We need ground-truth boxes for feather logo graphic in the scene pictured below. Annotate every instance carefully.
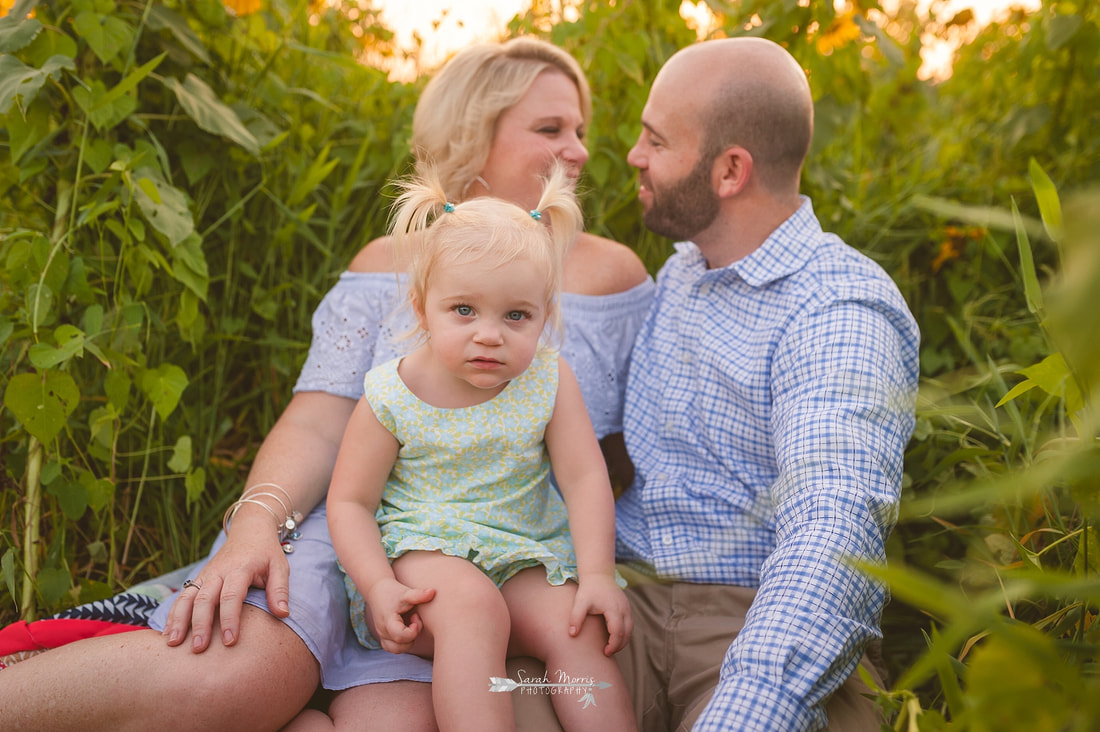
[488,676,612,708]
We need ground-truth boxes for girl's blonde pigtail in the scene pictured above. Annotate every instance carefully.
[389,165,451,255]
[534,163,583,265]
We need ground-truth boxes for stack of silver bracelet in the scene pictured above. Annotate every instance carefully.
[222,482,305,554]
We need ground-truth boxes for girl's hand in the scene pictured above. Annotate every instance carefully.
[568,574,634,655]
[162,508,290,653]
[366,577,437,654]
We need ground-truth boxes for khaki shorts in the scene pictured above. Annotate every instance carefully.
[511,565,885,731]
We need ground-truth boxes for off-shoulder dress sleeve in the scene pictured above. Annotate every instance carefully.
[293,272,415,400]
[559,279,655,439]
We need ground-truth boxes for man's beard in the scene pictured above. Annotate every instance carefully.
[641,154,720,241]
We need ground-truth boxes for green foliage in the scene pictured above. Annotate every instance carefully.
[2,1,1099,727]
[1,0,418,619]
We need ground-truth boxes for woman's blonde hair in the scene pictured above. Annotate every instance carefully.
[390,162,582,339]
[412,38,592,201]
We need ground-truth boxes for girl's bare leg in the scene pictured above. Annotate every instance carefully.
[502,568,636,731]
[1,605,318,732]
[392,551,514,732]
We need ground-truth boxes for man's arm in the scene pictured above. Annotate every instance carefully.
[696,298,919,731]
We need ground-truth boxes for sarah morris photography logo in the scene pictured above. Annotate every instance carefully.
[488,668,613,709]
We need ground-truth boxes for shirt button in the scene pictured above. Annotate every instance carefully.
[655,472,668,481]
[681,352,693,364]
[661,534,674,546]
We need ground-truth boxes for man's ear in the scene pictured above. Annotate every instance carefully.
[713,146,753,198]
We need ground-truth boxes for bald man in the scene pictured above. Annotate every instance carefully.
[589,37,920,731]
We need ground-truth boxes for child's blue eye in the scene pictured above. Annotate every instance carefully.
[506,311,529,321]
[455,305,473,316]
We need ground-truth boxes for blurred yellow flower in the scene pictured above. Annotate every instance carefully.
[225,0,262,16]
[1,0,15,18]
[816,11,861,55]
[932,226,985,272]
[931,239,961,273]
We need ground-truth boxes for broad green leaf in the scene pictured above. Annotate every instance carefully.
[47,480,88,520]
[24,24,78,67]
[172,235,209,300]
[132,172,194,246]
[89,405,117,449]
[83,475,115,513]
[1012,198,1044,315]
[82,304,104,337]
[83,138,114,175]
[0,54,74,115]
[0,316,13,349]
[0,0,42,54]
[185,467,206,506]
[72,79,138,131]
[40,460,61,485]
[139,363,189,420]
[5,96,50,164]
[3,371,80,444]
[72,9,132,65]
[36,567,72,606]
[166,74,260,156]
[104,370,130,412]
[168,435,192,473]
[1028,158,1063,244]
[28,324,86,369]
[25,282,55,330]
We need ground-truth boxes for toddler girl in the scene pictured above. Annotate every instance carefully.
[327,164,635,731]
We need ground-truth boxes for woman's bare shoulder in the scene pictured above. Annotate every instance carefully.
[347,235,397,273]
[562,232,650,296]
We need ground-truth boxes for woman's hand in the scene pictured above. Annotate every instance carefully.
[365,577,436,654]
[568,573,633,656]
[162,506,289,652]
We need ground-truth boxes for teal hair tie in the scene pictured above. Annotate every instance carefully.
[529,209,542,221]
[443,202,455,213]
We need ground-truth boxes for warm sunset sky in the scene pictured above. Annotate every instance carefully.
[375,0,1041,80]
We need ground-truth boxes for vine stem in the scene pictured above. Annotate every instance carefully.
[21,436,42,621]
[121,404,157,567]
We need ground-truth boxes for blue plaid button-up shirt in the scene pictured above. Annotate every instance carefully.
[617,197,920,731]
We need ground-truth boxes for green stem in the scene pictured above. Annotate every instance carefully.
[121,405,157,567]
[21,437,42,621]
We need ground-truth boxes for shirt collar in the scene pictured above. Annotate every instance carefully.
[675,196,822,287]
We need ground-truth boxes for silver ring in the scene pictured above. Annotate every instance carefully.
[182,578,202,591]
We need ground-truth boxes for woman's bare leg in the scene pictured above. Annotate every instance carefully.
[1,605,318,732]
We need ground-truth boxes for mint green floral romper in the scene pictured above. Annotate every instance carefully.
[344,349,578,649]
